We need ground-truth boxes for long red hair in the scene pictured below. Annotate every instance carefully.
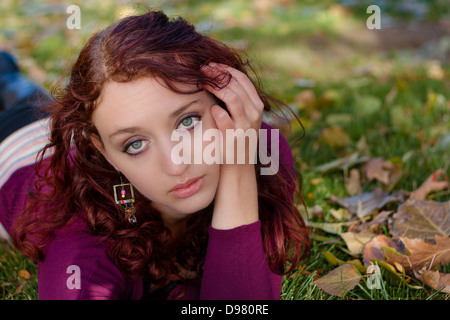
[13,10,309,286]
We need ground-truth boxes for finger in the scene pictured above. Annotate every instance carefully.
[202,79,248,128]
[226,77,261,123]
[202,64,262,126]
[211,63,264,121]
[210,63,262,110]
[210,104,233,131]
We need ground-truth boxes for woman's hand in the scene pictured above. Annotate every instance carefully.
[201,63,264,229]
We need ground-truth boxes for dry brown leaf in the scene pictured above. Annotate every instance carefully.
[294,89,316,108]
[362,234,405,266]
[14,282,25,295]
[414,269,450,293]
[410,169,449,201]
[313,264,361,297]
[356,210,394,233]
[389,199,449,240]
[331,188,404,219]
[384,236,450,274]
[363,157,394,185]
[345,168,362,196]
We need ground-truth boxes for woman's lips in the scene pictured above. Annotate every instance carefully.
[170,176,204,198]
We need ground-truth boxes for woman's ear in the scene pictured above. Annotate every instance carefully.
[91,136,119,171]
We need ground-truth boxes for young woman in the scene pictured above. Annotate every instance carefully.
[0,10,309,300]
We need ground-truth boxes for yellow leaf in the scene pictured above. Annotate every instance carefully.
[18,269,31,280]
[319,126,351,148]
[340,232,375,256]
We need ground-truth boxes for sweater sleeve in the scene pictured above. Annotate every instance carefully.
[197,123,294,300]
[199,220,282,300]
[37,218,142,300]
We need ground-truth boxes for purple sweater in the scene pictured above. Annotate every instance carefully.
[0,122,295,300]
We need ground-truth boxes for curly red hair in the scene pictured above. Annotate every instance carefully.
[12,11,309,286]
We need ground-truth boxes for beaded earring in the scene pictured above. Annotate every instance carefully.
[113,176,137,224]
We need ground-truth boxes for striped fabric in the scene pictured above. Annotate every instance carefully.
[0,118,53,190]
[0,118,54,239]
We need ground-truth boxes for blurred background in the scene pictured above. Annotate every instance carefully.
[0,0,449,299]
[2,0,447,203]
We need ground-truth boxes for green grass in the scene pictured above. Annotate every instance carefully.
[0,241,38,300]
[1,0,449,300]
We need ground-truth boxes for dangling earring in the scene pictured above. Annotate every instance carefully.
[113,175,137,224]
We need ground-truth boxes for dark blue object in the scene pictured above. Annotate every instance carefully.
[0,51,51,142]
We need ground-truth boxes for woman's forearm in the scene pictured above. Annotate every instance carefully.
[211,165,258,230]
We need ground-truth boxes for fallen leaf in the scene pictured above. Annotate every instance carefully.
[309,205,324,219]
[356,136,369,155]
[330,188,404,219]
[409,169,449,201]
[389,199,449,240]
[294,89,316,108]
[384,236,450,274]
[319,126,351,148]
[313,152,369,173]
[18,269,31,280]
[370,259,405,286]
[385,157,404,192]
[313,264,361,297]
[393,261,405,274]
[309,221,344,234]
[362,157,394,185]
[329,208,352,221]
[414,269,450,293]
[362,234,405,266]
[340,232,375,256]
[14,282,25,295]
[310,177,324,185]
[427,60,445,80]
[323,251,367,273]
[345,168,362,196]
[356,210,394,233]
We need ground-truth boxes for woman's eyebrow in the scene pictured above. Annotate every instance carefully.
[108,99,200,141]
[109,126,141,141]
[170,99,200,119]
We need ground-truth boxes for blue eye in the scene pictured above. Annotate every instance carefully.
[177,115,201,130]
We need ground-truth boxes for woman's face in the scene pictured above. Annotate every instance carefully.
[92,76,221,224]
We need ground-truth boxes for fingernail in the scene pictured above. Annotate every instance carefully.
[209,62,217,67]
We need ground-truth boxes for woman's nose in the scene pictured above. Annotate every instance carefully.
[160,136,191,176]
